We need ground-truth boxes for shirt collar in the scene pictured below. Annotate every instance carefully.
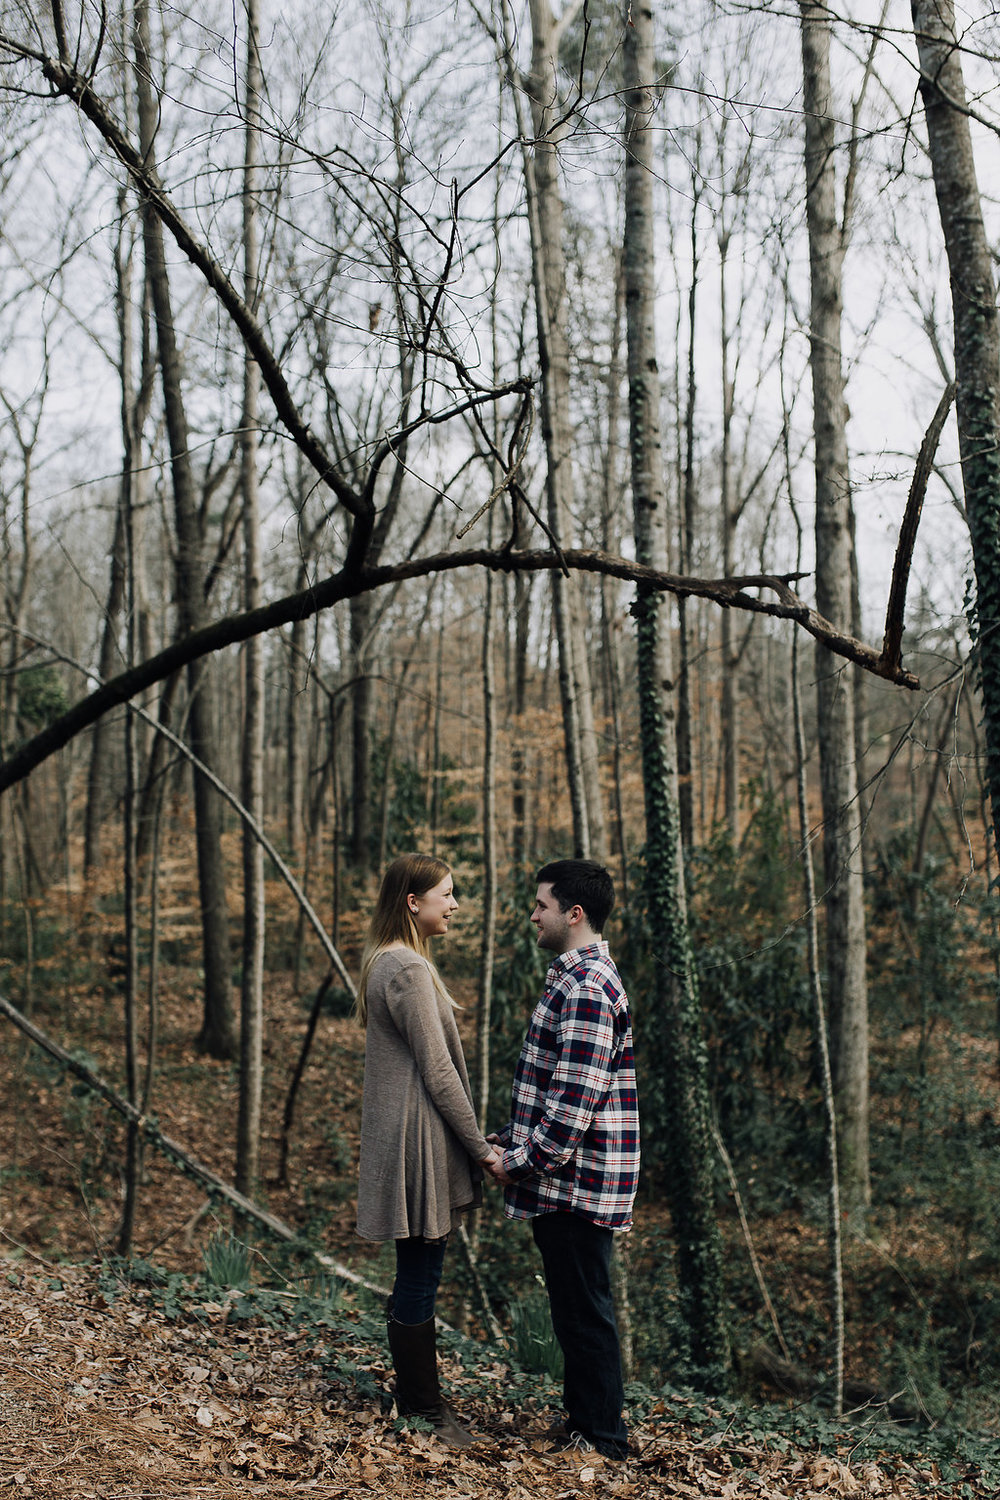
[549,939,609,974]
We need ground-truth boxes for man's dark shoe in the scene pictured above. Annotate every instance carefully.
[547,1426,597,1455]
[545,1418,630,1463]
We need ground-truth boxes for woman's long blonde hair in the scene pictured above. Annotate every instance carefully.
[354,853,453,1025]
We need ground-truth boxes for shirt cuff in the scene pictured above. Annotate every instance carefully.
[501,1146,533,1181]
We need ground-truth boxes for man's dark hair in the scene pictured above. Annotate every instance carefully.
[536,859,615,934]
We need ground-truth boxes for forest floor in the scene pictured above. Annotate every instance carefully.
[0,1253,989,1500]
[0,873,998,1497]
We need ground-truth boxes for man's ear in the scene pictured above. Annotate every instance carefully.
[567,903,585,927]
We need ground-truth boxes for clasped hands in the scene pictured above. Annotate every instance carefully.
[482,1134,513,1186]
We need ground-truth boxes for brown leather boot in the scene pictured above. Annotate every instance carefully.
[386,1305,478,1448]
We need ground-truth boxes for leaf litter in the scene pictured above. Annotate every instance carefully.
[0,1256,989,1499]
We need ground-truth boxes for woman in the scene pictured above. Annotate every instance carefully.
[355,853,498,1447]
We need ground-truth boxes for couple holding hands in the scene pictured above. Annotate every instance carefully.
[355,854,640,1459]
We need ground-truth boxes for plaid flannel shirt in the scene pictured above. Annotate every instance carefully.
[499,941,640,1230]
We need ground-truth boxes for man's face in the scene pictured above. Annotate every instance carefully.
[531,882,573,954]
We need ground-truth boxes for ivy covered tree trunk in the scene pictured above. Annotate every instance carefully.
[911,0,1000,856]
[799,1,870,1213]
[623,0,729,1383]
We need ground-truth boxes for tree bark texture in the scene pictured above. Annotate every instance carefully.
[792,562,845,1417]
[87,180,156,871]
[677,158,702,851]
[624,0,729,1382]
[524,0,606,860]
[286,589,308,855]
[237,0,265,1203]
[135,0,235,1061]
[718,231,740,838]
[800,1,870,1211]
[477,557,498,1125]
[600,250,630,895]
[84,500,127,873]
[911,0,1000,861]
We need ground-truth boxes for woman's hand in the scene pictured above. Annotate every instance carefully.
[482,1143,513,1185]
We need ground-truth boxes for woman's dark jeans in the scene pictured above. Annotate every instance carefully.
[532,1210,629,1458]
[391,1235,447,1325]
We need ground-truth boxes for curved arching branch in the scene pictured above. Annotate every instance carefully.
[0,544,919,796]
[27,50,366,525]
[881,381,956,672]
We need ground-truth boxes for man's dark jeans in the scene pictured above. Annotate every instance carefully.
[531,1210,629,1458]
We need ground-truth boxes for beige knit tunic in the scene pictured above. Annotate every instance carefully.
[356,948,490,1242]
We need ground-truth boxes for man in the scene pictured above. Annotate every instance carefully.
[488,860,640,1460]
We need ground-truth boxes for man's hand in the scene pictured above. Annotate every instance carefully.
[483,1143,514,1186]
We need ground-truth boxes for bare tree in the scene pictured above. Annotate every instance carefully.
[518,0,608,859]
[132,0,236,1058]
[85,176,156,874]
[236,0,265,1201]
[799,0,870,1213]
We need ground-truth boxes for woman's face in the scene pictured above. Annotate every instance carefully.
[408,873,458,940]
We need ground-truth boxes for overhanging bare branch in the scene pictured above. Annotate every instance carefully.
[0,545,920,797]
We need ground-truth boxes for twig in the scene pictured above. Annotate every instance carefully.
[711,1121,790,1361]
[455,1222,506,1345]
[277,968,336,1186]
[0,991,388,1300]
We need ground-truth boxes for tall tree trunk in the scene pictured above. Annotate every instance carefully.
[677,152,702,852]
[286,457,314,857]
[0,355,43,908]
[523,0,606,859]
[718,228,740,838]
[428,594,446,854]
[84,500,127,873]
[799,1,870,1212]
[236,0,265,1202]
[286,585,307,855]
[784,344,845,1412]
[510,550,533,867]
[911,0,1000,864]
[624,1,729,1382]
[348,596,374,869]
[118,610,142,1255]
[600,248,630,897]
[477,555,498,1124]
[87,193,153,875]
[135,0,235,1059]
[477,160,505,1120]
[117,171,144,1257]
